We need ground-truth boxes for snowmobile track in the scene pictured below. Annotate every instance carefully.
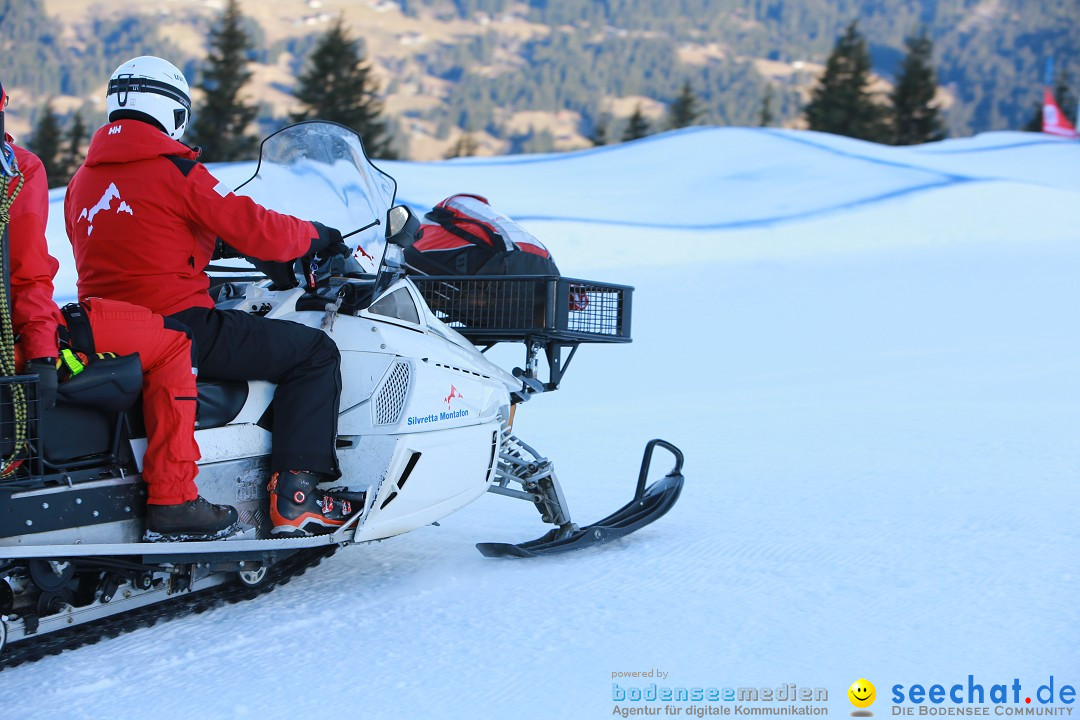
[0,546,336,671]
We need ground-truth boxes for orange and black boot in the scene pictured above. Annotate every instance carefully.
[268,471,364,536]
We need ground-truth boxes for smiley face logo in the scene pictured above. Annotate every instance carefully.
[848,678,876,711]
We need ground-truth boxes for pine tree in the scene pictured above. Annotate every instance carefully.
[891,29,946,145]
[759,85,775,127]
[589,115,609,146]
[1022,103,1043,132]
[804,21,890,143]
[62,111,86,182]
[28,101,64,188]
[292,16,397,159]
[622,104,650,142]
[667,81,701,130]
[187,0,258,162]
[445,132,478,159]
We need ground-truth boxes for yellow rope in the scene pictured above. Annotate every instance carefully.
[0,169,28,476]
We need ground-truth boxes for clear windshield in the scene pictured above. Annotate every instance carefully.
[234,121,397,261]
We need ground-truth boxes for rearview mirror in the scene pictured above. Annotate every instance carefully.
[385,205,420,249]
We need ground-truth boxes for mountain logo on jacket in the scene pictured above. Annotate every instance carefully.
[78,182,134,236]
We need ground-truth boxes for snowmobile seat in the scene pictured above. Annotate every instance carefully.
[39,354,143,471]
[34,364,246,470]
[116,379,249,440]
[194,379,249,429]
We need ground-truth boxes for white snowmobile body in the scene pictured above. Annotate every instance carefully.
[193,277,519,544]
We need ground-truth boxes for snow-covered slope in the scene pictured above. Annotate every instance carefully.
[16,128,1080,719]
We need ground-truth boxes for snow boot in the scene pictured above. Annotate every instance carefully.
[145,496,241,542]
[268,470,365,537]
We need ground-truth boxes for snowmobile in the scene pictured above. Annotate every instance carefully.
[0,121,684,668]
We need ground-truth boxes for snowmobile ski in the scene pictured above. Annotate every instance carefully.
[476,439,684,558]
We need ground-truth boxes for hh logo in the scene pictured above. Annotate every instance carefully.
[108,126,122,135]
[444,385,463,408]
[78,182,134,236]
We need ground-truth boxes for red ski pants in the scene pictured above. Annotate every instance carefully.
[83,298,200,505]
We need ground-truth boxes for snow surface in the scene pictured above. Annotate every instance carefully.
[7,128,1079,718]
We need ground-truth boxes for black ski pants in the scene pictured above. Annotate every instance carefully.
[169,306,341,478]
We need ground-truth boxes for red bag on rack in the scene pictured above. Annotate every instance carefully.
[404,194,560,276]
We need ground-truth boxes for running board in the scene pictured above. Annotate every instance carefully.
[0,495,370,561]
[476,439,684,558]
[0,523,356,560]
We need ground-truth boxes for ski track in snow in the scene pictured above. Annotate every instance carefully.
[9,129,1080,719]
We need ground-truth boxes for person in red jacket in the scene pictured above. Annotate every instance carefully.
[1,83,62,391]
[2,78,238,540]
[65,56,359,536]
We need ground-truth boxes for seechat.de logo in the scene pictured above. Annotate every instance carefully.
[850,679,877,716]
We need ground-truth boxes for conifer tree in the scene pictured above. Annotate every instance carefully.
[759,85,775,127]
[622,104,650,142]
[29,101,64,188]
[1022,102,1042,132]
[891,29,946,145]
[445,132,478,159]
[63,111,86,182]
[292,16,397,159]
[804,21,889,143]
[188,0,258,162]
[667,81,701,130]
[589,115,609,146]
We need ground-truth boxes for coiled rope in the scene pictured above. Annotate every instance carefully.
[0,168,28,475]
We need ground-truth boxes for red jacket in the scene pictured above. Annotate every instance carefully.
[65,120,318,316]
[5,138,62,360]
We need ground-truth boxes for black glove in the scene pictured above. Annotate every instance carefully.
[28,357,58,410]
[309,221,351,259]
[248,257,299,290]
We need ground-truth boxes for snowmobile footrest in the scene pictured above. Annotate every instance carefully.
[476,439,684,558]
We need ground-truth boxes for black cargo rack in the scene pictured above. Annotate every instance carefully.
[0,374,44,483]
[410,275,633,392]
[410,276,632,343]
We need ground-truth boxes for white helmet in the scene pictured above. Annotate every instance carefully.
[107,56,192,140]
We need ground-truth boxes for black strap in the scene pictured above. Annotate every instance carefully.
[108,76,191,111]
[60,302,95,355]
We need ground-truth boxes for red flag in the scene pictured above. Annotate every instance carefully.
[1042,87,1079,139]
